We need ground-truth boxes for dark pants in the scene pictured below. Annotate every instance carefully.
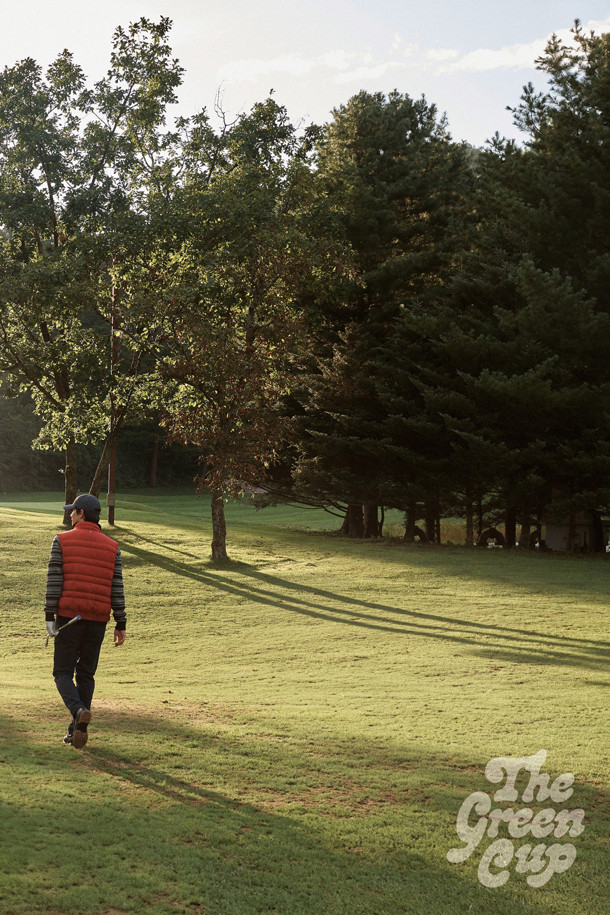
[53,616,107,724]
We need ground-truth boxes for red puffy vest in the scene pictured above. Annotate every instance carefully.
[57,522,119,622]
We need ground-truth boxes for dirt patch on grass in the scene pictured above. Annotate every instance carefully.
[254,779,404,816]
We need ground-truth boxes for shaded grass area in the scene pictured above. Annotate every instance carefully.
[0,491,609,914]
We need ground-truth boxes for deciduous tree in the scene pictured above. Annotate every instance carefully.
[0,17,182,518]
[156,99,332,560]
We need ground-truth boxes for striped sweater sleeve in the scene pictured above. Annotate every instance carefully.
[44,535,63,619]
[111,548,127,630]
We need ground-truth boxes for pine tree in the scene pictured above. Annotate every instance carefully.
[290,91,474,536]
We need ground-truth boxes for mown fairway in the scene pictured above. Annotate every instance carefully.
[0,492,608,915]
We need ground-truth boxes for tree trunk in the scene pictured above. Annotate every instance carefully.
[520,501,531,550]
[107,292,120,524]
[403,501,416,542]
[63,435,78,526]
[476,492,484,542]
[505,505,517,548]
[591,510,604,552]
[567,513,577,552]
[424,500,436,543]
[150,436,160,488]
[465,482,474,546]
[107,440,117,526]
[346,503,364,538]
[89,425,120,497]
[211,489,228,562]
[363,502,379,538]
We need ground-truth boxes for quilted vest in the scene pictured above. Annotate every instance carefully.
[57,522,119,622]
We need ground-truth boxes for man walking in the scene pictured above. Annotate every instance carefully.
[45,494,126,749]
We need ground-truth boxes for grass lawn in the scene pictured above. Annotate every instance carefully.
[0,490,608,914]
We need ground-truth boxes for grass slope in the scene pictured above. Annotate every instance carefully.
[0,491,608,915]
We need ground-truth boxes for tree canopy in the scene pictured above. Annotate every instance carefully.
[2,19,610,556]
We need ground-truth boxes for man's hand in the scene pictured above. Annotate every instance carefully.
[114,628,126,647]
[46,620,58,638]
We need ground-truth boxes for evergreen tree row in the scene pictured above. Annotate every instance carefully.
[269,25,610,548]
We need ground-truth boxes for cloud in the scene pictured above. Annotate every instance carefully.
[586,17,610,33]
[427,16,610,75]
[218,54,316,83]
[218,48,365,85]
[217,16,610,92]
[427,48,460,63]
[321,49,352,72]
[334,61,407,85]
[444,38,547,73]
[218,47,411,90]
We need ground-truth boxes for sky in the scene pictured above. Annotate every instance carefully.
[1,1,610,146]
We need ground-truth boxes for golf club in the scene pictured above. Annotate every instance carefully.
[45,614,81,647]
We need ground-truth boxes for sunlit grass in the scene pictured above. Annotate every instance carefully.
[0,491,608,914]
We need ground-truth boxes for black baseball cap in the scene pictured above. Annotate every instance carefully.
[63,494,102,520]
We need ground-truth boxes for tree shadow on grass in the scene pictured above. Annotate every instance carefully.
[1,711,597,915]
[119,539,610,674]
[1,713,397,914]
